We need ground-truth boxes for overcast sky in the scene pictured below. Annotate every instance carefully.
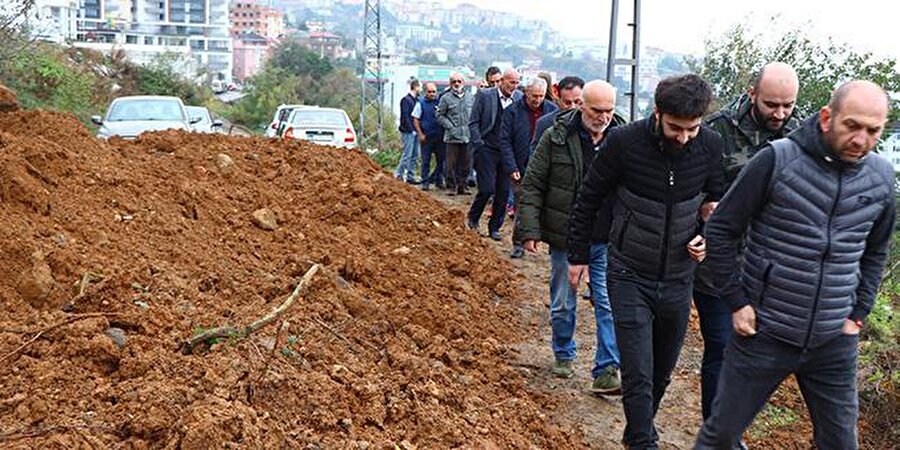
[448,0,900,61]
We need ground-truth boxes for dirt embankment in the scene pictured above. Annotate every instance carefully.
[0,110,580,448]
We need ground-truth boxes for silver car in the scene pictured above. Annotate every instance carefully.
[92,95,198,139]
[281,107,357,149]
[185,106,223,133]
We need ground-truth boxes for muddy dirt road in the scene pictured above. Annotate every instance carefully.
[428,188,706,449]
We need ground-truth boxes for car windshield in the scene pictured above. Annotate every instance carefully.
[290,110,347,126]
[107,99,185,122]
[186,107,211,125]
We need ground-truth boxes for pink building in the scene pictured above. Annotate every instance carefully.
[232,33,271,81]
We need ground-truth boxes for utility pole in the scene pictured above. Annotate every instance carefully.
[606,0,641,121]
[360,0,384,151]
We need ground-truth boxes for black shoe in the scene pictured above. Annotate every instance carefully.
[467,218,479,231]
[510,245,524,258]
[489,231,502,241]
[406,178,421,185]
[421,183,431,191]
[467,179,476,187]
[457,187,471,195]
[436,181,446,189]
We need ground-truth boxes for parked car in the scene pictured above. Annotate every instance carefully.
[92,96,198,139]
[265,104,314,138]
[282,107,357,149]
[185,106,223,133]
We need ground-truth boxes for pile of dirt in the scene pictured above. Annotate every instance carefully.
[0,85,18,113]
[0,110,579,448]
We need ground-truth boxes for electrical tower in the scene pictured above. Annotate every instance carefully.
[606,0,641,121]
[360,0,384,151]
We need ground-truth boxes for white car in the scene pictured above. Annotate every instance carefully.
[93,96,198,139]
[281,107,357,149]
[185,106,223,133]
[266,104,308,138]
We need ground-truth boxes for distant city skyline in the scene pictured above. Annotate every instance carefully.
[442,0,900,61]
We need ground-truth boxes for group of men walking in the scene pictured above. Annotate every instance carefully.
[398,61,895,450]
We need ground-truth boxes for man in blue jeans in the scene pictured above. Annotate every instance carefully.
[517,80,625,393]
[395,78,421,183]
[696,80,895,450]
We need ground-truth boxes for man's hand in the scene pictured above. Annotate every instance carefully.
[842,318,861,335]
[418,134,426,145]
[732,305,757,336]
[568,264,589,291]
[687,234,706,262]
[510,171,521,181]
[523,240,540,253]
[700,201,719,222]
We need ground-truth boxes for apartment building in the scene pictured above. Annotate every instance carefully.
[72,0,233,82]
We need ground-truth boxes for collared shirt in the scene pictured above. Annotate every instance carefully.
[498,88,513,109]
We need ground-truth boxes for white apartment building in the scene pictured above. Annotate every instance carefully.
[73,0,233,82]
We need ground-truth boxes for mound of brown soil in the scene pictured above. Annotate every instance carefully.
[0,110,579,448]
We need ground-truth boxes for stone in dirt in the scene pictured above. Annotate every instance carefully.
[251,208,278,231]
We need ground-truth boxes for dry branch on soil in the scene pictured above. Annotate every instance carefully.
[180,264,320,354]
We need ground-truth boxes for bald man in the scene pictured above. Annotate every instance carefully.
[517,80,626,392]
[467,68,522,239]
[696,80,895,449]
[692,62,802,429]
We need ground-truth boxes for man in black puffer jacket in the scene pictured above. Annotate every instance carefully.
[695,81,895,450]
[567,74,724,449]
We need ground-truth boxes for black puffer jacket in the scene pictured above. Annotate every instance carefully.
[567,115,724,281]
[707,115,896,348]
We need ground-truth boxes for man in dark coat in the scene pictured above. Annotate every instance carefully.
[500,76,557,258]
[467,68,522,240]
[694,81,895,450]
[567,74,724,449]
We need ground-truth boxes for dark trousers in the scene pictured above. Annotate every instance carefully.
[420,134,445,185]
[695,332,860,450]
[511,178,523,245]
[693,289,734,419]
[445,142,469,190]
[607,256,692,449]
[468,147,509,233]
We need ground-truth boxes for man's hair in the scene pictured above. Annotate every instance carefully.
[527,77,547,92]
[828,80,890,114]
[654,74,712,118]
[485,66,501,80]
[557,76,584,92]
[409,78,420,89]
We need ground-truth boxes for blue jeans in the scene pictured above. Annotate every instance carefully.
[394,132,419,181]
[589,243,619,377]
[695,332,860,450]
[548,245,619,377]
[693,289,735,419]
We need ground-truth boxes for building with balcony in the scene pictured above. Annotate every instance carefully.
[230,1,285,41]
[71,0,233,83]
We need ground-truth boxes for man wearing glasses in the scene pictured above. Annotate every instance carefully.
[437,73,475,195]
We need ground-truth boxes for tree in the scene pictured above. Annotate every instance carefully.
[688,24,900,120]
[269,39,334,80]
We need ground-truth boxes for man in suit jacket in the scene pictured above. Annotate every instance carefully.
[467,67,522,240]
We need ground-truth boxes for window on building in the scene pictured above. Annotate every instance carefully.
[126,35,137,44]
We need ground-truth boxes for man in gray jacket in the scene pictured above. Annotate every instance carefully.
[436,72,475,195]
[695,80,895,449]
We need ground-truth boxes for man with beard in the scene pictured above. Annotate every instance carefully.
[437,72,475,195]
[531,76,587,153]
[692,62,801,438]
[518,80,626,392]
[695,81,894,449]
[500,77,557,258]
[567,74,724,449]
[467,67,522,240]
